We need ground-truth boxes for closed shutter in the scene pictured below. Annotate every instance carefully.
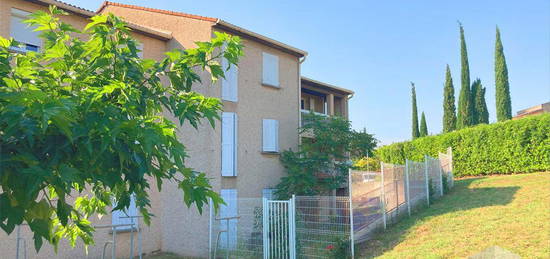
[111,195,139,231]
[221,112,237,176]
[262,119,279,152]
[137,43,144,58]
[10,9,41,50]
[221,48,238,102]
[220,189,238,249]
[262,52,279,87]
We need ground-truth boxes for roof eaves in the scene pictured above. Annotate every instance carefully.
[214,19,307,58]
[97,1,217,22]
[26,0,172,41]
[301,76,354,95]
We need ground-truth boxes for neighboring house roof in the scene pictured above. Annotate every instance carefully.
[97,1,307,57]
[24,0,173,41]
[301,76,354,96]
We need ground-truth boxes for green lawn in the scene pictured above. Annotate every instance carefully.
[357,172,550,258]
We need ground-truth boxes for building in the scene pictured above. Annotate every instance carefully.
[513,102,550,120]
[0,0,353,258]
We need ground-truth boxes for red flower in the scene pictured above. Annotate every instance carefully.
[326,244,335,250]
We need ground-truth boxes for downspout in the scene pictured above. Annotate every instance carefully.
[298,55,307,147]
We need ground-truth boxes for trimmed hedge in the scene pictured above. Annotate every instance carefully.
[376,114,550,177]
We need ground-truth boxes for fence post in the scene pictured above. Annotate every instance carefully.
[438,160,444,196]
[208,198,213,259]
[380,162,387,230]
[405,160,411,216]
[348,170,355,259]
[262,198,269,259]
[290,195,296,259]
[449,147,454,187]
[424,155,430,206]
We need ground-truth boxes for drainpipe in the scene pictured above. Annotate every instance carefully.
[298,55,307,146]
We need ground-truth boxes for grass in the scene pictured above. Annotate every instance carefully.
[357,172,550,258]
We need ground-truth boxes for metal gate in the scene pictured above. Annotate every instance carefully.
[262,197,296,259]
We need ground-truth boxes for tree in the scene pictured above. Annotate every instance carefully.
[411,82,420,139]
[0,7,243,251]
[495,27,512,121]
[275,114,376,199]
[457,23,474,129]
[473,79,489,124]
[350,128,378,159]
[442,64,457,132]
[420,112,428,137]
[471,78,480,124]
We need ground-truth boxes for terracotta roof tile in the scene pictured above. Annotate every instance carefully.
[97,1,218,22]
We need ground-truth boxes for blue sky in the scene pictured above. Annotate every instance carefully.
[68,0,550,145]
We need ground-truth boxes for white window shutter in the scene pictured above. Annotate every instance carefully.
[222,112,237,176]
[262,119,279,152]
[111,195,139,231]
[220,189,238,249]
[10,9,41,48]
[221,45,238,102]
[262,53,279,87]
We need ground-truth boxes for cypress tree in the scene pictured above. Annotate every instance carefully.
[495,26,512,121]
[411,83,419,139]
[474,79,489,124]
[442,65,457,133]
[420,112,428,137]
[457,23,473,129]
[471,79,479,124]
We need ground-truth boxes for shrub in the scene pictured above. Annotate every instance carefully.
[376,114,550,177]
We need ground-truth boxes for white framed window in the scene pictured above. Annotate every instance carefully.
[220,189,238,249]
[221,44,238,102]
[221,112,237,176]
[262,119,279,152]
[111,195,139,231]
[262,52,279,87]
[10,8,41,52]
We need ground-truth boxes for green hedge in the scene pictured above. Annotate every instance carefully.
[376,114,550,177]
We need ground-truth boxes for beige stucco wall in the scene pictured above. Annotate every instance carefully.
[0,0,168,258]
[101,6,301,258]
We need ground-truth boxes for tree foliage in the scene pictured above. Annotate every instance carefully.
[350,128,378,159]
[472,78,489,124]
[495,27,512,121]
[377,114,550,177]
[275,114,377,199]
[0,7,243,251]
[442,65,456,133]
[420,112,428,137]
[457,23,473,129]
[411,82,420,139]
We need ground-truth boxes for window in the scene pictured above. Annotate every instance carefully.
[221,44,238,102]
[136,43,144,58]
[111,195,139,231]
[262,52,279,87]
[220,189,238,249]
[10,9,41,52]
[221,112,237,176]
[262,119,279,152]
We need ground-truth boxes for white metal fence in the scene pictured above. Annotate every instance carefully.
[208,148,454,259]
[350,148,454,243]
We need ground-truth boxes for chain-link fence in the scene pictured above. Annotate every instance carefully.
[209,198,264,259]
[350,148,454,247]
[439,147,454,190]
[294,196,352,258]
